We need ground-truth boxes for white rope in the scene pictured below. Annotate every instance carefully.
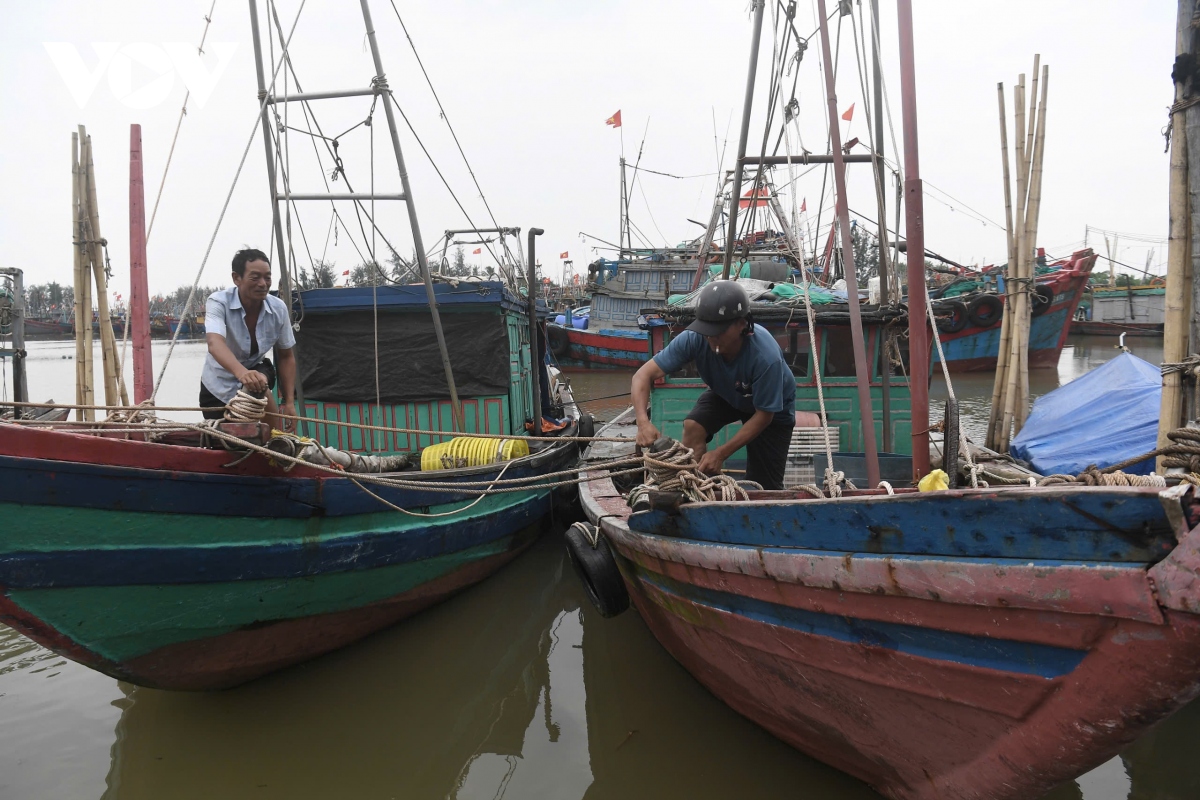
[224,389,268,422]
[151,0,307,402]
[924,297,981,487]
[780,100,840,497]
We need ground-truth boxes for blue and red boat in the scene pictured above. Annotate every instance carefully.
[931,249,1096,372]
[0,282,580,690]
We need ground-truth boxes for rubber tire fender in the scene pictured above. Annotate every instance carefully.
[576,413,596,454]
[547,325,570,357]
[564,522,630,618]
[934,300,969,334]
[1030,284,1055,317]
[966,294,1003,328]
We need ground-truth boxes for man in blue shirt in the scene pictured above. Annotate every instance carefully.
[632,280,795,490]
[199,248,297,431]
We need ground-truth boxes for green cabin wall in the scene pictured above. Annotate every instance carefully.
[295,305,538,455]
[648,324,913,460]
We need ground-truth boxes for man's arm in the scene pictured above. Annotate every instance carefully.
[206,333,268,394]
[697,408,773,475]
[632,359,666,447]
[276,346,297,417]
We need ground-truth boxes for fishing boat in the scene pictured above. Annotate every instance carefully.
[0,1,582,690]
[568,3,1200,799]
[930,248,1096,371]
[1071,282,1165,337]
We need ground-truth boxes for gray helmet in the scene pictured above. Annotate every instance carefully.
[687,280,750,336]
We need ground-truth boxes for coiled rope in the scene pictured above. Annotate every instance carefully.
[636,439,754,503]
[224,390,268,422]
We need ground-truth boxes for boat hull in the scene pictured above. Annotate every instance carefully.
[579,460,1200,800]
[557,327,649,369]
[1069,319,1163,337]
[0,424,575,690]
[933,251,1094,372]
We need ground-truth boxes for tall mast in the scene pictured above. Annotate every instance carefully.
[816,0,880,487]
[870,0,892,453]
[895,0,931,478]
[721,0,767,280]
[359,0,464,430]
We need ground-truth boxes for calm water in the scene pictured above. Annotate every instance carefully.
[1,333,1195,800]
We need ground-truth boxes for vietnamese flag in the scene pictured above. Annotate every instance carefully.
[739,187,770,209]
[342,269,350,275]
[473,248,482,254]
[559,251,569,259]
[605,110,622,128]
[800,198,807,213]
[841,103,855,122]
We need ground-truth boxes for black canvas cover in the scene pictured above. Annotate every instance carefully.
[296,310,511,403]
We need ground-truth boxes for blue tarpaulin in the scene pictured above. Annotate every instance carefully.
[1010,352,1161,476]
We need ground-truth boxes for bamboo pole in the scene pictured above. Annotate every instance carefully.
[1000,77,1028,450]
[1159,0,1195,464]
[79,130,124,407]
[71,132,93,422]
[1017,64,1050,433]
[986,82,1017,449]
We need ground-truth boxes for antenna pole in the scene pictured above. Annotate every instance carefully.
[722,0,767,279]
[816,0,880,486]
[359,0,464,430]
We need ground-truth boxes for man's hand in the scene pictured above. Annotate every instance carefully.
[238,369,268,395]
[278,402,296,432]
[697,448,727,475]
[636,419,661,448]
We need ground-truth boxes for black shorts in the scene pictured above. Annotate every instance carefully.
[685,390,794,490]
[199,358,275,420]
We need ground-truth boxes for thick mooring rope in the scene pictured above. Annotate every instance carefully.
[224,390,268,423]
[636,439,754,503]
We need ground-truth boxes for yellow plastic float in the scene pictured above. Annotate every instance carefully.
[420,436,529,471]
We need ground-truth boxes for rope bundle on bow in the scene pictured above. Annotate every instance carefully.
[224,389,268,422]
[638,438,750,503]
[1038,466,1166,488]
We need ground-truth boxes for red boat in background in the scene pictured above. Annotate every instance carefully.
[930,249,1096,372]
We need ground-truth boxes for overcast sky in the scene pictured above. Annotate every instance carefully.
[0,1,1175,300]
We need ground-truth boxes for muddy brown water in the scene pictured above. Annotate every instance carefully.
[1,335,1195,800]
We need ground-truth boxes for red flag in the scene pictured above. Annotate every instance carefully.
[342,270,350,276]
[605,110,622,128]
[841,103,854,122]
[800,198,807,213]
[559,251,569,259]
[472,248,482,254]
[738,187,770,209]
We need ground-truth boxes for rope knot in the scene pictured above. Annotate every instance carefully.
[224,389,268,423]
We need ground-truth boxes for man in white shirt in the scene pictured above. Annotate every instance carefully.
[199,248,297,431]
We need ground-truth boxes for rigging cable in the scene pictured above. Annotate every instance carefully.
[151,0,307,401]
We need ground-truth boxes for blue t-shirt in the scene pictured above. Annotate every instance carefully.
[653,325,795,423]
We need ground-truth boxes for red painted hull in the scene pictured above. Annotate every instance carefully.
[579,464,1200,800]
[618,554,1200,800]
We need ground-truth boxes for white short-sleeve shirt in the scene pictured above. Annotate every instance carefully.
[200,286,296,403]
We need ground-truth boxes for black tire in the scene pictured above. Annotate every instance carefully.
[547,325,570,357]
[1031,285,1054,317]
[943,397,960,489]
[564,522,629,618]
[966,294,1003,328]
[934,300,969,334]
[576,413,595,454]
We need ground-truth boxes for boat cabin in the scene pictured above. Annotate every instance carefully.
[291,281,544,454]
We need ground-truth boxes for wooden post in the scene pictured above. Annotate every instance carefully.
[79,130,123,408]
[986,82,1017,449]
[1017,64,1050,434]
[1000,77,1028,450]
[129,124,153,404]
[71,132,94,422]
[1160,0,1196,463]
